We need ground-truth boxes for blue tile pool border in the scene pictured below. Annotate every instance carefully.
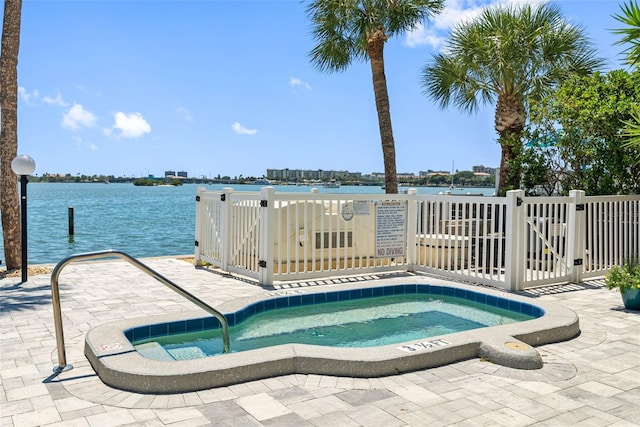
[124,284,545,344]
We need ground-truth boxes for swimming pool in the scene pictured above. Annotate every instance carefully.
[85,279,579,393]
[129,287,541,360]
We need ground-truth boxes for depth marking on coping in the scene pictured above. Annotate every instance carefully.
[397,339,451,352]
[266,290,304,296]
[98,343,123,351]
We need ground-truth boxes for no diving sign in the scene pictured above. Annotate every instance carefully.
[375,201,407,258]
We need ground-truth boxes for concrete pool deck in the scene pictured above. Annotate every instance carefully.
[1,258,639,426]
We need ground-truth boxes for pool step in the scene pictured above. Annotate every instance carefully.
[167,346,207,360]
[135,342,208,361]
[135,342,174,361]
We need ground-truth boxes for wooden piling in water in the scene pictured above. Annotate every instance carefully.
[68,206,74,235]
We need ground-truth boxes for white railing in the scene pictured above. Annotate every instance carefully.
[195,187,639,291]
[582,195,640,278]
[412,193,508,288]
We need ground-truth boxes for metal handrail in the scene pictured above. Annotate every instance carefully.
[50,250,231,373]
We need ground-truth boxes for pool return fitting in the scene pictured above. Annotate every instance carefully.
[49,250,231,373]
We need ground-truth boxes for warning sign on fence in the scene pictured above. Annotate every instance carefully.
[375,201,407,258]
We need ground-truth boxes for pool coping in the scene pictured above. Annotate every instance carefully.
[84,278,579,393]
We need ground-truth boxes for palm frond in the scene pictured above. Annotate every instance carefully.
[306,0,366,72]
[612,1,640,67]
[422,53,492,114]
[385,0,444,36]
[621,110,640,159]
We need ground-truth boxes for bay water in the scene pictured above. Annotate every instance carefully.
[0,183,494,266]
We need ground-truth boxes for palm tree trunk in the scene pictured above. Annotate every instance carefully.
[495,93,525,196]
[367,29,398,194]
[1,0,23,270]
[496,133,521,196]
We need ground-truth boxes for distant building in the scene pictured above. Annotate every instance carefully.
[267,168,360,181]
[472,165,496,175]
[424,170,450,177]
[163,170,188,179]
[266,168,300,181]
[397,172,417,179]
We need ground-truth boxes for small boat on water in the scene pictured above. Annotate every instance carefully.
[323,180,341,188]
[253,179,271,185]
[449,160,463,190]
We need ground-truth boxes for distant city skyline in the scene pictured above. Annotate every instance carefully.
[35,163,498,180]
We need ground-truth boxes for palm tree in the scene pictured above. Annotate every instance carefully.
[307,0,444,194]
[1,0,23,270]
[613,0,640,67]
[421,3,601,195]
[613,1,640,162]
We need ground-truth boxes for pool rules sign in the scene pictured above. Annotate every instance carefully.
[375,201,407,258]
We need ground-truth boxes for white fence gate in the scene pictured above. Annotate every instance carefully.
[195,187,639,290]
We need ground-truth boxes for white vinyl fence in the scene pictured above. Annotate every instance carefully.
[195,187,639,290]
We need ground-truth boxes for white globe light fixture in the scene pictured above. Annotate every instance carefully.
[11,154,36,283]
[11,154,36,176]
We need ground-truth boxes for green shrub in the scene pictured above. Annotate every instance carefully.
[132,178,157,186]
[605,258,640,292]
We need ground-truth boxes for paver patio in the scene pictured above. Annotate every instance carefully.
[1,258,639,426]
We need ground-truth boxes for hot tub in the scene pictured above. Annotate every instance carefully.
[84,280,579,393]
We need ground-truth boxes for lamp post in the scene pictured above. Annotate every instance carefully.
[11,155,36,283]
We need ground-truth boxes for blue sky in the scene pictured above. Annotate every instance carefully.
[12,0,628,178]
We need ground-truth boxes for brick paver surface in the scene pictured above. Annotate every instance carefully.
[1,258,639,426]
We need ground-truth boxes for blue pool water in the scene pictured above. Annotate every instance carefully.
[128,285,542,361]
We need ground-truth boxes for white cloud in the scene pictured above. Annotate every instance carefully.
[176,106,194,122]
[290,76,312,91]
[62,104,98,130]
[232,121,257,136]
[112,112,151,138]
[405,22,447,50]
[43,93,68,107]
[405,0,547,50]
[18,87,39,103]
